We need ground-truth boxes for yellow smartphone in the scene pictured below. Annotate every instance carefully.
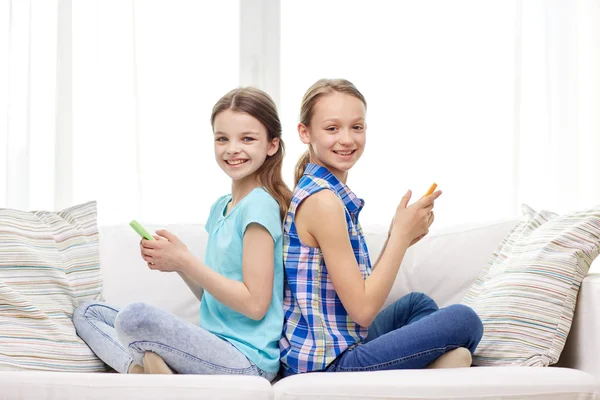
[421,183,438,199]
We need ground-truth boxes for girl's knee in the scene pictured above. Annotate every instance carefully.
[115,302,156,338]
[408,292,438,311]
[447,304,483,342]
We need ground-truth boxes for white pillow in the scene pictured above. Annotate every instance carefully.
[462,204,600,366]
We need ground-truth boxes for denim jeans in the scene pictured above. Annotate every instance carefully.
[325,292,483,372]
[72,301,277,381]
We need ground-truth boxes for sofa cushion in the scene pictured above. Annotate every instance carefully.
[99,224,206,325]
[462,204,600,366]
[273,367,597,400]
[0,371,273,400]
[0,201,105,371]
[363,219,519,309]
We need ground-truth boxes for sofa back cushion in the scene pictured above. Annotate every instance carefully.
[99,224,206,325]
[0,201,105,371]
[363,219,519,309]
[98,220,520,326]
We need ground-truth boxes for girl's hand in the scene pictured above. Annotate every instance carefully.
[389,189,441,246]
[139,229,191,272]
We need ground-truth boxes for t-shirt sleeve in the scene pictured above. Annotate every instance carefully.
[239,190,282,242]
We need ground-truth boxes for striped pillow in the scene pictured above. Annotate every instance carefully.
[0,201,106,372]
[462,204,600,366]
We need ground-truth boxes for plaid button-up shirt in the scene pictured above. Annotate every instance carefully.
[279,163,372,374]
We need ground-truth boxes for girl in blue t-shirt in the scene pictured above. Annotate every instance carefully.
[73,87,291,380]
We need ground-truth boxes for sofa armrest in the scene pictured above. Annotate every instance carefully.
[556,272,600,377]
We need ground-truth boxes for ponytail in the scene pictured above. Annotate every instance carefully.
[294,150,311,187]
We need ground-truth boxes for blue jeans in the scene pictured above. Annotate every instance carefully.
[325,293,483,372]
[72,301,276,381]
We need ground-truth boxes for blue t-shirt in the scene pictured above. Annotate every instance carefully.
[200,187,284,373]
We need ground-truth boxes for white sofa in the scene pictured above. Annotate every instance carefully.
[1,219,598,400]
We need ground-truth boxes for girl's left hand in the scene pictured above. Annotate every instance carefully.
[388,211,434,247]
[409,210,434,247]
[140,229,191,272]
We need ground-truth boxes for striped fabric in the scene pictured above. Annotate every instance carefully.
[0,201,106,372]
[462,204,600,366]
[280,163,371,374]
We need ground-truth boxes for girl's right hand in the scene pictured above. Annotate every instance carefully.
[389,189,442,245]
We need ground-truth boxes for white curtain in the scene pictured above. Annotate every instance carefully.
[1,0,239,225]
[2,0,599,228]
[1,0,59,211]
[516,0,600,215]
[71,0,240,225]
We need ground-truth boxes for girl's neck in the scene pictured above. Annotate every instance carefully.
[230,175,261,207]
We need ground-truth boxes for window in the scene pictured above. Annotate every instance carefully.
[281,1,517,228]
[72,0,240,224]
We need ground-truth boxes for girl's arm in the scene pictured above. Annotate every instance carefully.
[297,189,439,327]
[176,271,204,301]
[179,224,274,320]
[372,219,431,269]
[143,226,274,321]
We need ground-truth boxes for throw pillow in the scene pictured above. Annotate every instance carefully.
[0,201,106,371]
[462,204,600,366]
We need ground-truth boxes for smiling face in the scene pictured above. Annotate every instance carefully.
[213,109,279,183]
[299,91,366,182]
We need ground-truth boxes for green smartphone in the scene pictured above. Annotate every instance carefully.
[129,220,155,241]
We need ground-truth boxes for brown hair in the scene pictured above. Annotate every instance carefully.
[294,79,367,186]
[211,87,292,221]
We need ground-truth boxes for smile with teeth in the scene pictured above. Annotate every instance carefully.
[333,150,356,156]
[226,159,248,165]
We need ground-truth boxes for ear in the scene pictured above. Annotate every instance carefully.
[267,137,279,157]
[298,123,311,145]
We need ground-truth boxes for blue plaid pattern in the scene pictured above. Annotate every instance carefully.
[280,163,372,374]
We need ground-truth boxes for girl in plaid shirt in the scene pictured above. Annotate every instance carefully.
[279,79,483,376]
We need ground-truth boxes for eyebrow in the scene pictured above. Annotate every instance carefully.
[213,131,260,136]
[322,117,365,124]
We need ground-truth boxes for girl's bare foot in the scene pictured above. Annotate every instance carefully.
[427,347,472,369]
[127,362,144,374]
[143,352,174,374]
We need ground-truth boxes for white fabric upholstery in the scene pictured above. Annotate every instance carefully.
[98,224,205,325]
[0,371,273,400]
[273,367,597,400]
[366,219,521,308]
[556,273,600,378]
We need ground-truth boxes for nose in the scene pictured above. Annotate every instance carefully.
[225,141,241,155]
[339,128,354,146]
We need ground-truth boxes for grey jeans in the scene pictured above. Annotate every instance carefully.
[72,301,277,381]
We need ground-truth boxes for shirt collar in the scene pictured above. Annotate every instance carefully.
[304,163,364,215]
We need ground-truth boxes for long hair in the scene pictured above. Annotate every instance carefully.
[294,79,367,186]
[211,87,292,220]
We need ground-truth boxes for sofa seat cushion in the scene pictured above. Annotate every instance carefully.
[0,371,273,400]
[273,367,597,400]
